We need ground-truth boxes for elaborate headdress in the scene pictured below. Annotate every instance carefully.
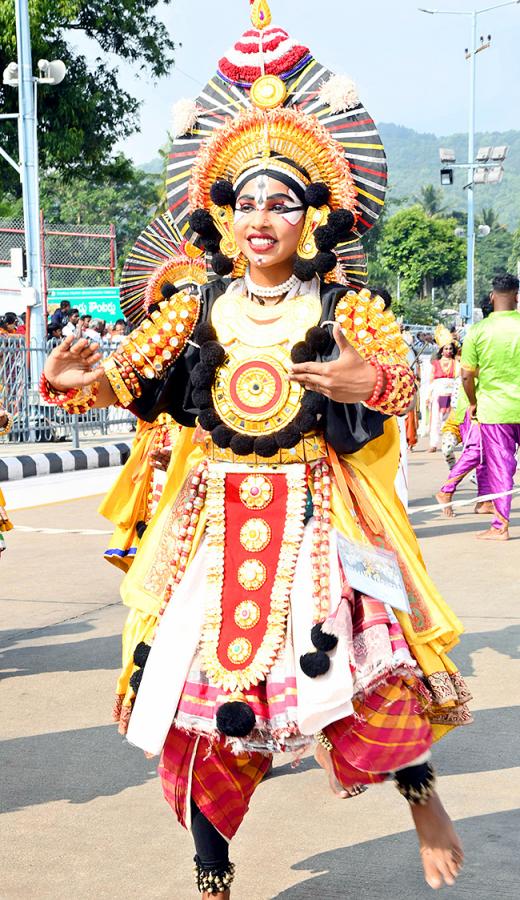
[122,0,387,318]
[168,0,387,285]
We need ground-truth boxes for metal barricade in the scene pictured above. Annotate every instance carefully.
[0,337,135,446]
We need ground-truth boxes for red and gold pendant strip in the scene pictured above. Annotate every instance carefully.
[201,464,307,692]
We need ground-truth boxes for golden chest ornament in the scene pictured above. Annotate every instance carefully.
[210,289,321,438]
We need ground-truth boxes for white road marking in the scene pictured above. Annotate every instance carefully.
[3,465,124,511]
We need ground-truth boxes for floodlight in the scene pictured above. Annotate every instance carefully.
[490,145,508,161]
[477,225,491,237]
[2,62,19,85]
[454,227,465,238]
[440,168,453,186]
[487,166,504,184]
[473,167,487,184]
[439,148,456,163]
[37,59,67,85]
[476,147,491,162]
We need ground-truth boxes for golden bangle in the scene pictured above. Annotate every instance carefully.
[0,411,14,435]
[102,359,135,407]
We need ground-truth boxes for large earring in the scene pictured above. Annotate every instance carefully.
[232,252,248,278]
[297,206,329,259]
[209,203,240,259]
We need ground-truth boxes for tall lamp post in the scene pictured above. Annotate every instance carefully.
[419,1,520,324]
[1,0,66,383]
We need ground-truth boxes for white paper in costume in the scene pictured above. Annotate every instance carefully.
[291,526,354,735]
[126,540,208,755]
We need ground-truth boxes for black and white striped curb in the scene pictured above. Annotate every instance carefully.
[0,442,132,482]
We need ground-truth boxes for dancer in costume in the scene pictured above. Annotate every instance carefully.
[437,273,520,539]
[0,404,14,554]
[42,3,471,894]
[427,328,459,452]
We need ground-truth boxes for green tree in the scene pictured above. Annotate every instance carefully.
[475,228,514,298]
[0,1,176,193]
[507,226,520,275]
[39,155,162,281]
[477,207,504,231]
[378,205,466,304]
[415,184,446,217]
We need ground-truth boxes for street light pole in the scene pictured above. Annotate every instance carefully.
[419,1,519,324]
[466,11,477,324]
[14,0,46,364]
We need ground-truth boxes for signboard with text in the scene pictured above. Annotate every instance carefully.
[47,287,123,323]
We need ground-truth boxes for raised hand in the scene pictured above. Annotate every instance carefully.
[44,336,104,392]
[288,323,377,404]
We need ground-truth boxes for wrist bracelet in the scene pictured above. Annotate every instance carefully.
[0,410,14,435]
[365,358,384,406]
[102,358,135,407]
[39,373,99,414]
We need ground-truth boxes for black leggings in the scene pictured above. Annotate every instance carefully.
[191,799,230,870]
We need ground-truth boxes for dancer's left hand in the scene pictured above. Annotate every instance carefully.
[288,323,377,403]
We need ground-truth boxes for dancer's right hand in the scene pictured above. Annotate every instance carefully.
[44,336,104,392]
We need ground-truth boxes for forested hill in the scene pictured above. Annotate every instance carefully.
[380,123,520,229]
[142,124,520,229]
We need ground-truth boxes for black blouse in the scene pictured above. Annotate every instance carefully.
[129,279,387,456]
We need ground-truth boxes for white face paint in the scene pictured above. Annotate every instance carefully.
[234,175,305,227]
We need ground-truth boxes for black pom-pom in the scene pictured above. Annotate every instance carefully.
[275,428,302,449]
[193,322,217,345]
[254,435,279,458]
[314,224,338,252]
[299,650,331,678]
[305,183,330,208]
[133,642,151,669]
[200,341,226,367]
[211,425,234,448]
[190,362,215,390]
[293,256,317,282]
[301,390,327,415]
[129,668,144,693]
[135,520,148,540]
[230,433,256,457]
[160,281,178,299]
[198,409,221,432]
[216,701,256,737]
[202,238,220,254]
[291,341,314,364]
[293,409,317,434]
[211,253,234,277]
[210,179,236,209]
[147,302,160,315]
[311,623,338,653]
[305,326,330,355]
[328,209,355,241]
[192,388,214,410]
[189,208,215,237]
[314,251,337,275]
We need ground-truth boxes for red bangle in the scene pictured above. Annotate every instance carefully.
[366,358,384,406]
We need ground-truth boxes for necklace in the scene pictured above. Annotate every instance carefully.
[245,270,299,299]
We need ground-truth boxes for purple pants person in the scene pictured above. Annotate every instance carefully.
[440,416,520,530]
[439,412,490,498]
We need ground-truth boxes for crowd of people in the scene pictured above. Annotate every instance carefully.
[0,302,129,347]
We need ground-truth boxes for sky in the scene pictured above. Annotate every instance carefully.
[93,0,520,164]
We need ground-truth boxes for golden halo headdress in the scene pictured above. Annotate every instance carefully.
[166,0,387,288]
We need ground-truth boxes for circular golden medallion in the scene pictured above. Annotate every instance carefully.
[234,600,261,630]
[239,517,271,552]
[212,348,302,436]
[239,474,273,509]
[237,558,267,591]
[227,637,253,665]
[250,74,287,110]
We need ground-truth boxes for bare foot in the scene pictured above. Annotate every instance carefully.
[476,527,509,541]
[410,791,464,889]
[474,501,494,515]
[435,491,454,517]
[314,743,367,800]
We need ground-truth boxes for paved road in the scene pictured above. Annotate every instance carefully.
[2,447,519,899]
